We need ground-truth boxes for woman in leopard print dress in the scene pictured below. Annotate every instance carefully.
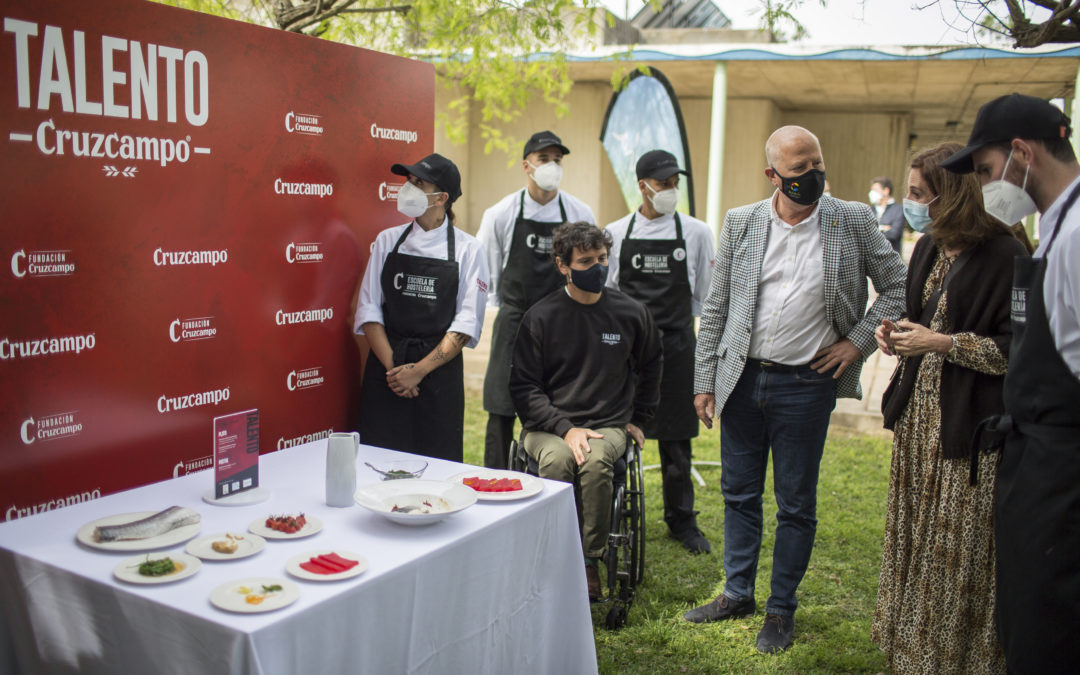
[871,143,1030,674]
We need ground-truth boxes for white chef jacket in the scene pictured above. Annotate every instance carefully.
[476,188,595,307]
[354,217,489,348]
[748,193,840,364]
[604,209,715,317]
[1036,174,1080,378]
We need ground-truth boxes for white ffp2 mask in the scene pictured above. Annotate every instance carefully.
[397,181,437,219]
[982,150,1037,225]
[646,183,679,216]
[528,161,562,192]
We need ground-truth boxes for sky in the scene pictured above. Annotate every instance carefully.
[601,0,1045,47]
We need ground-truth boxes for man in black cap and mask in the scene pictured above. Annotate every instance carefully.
[605,149,715,554]
[684,125,906,654]
[942,93,1080,674]
[477,131,595,469]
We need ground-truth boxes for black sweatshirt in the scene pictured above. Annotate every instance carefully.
[510,287,663,438]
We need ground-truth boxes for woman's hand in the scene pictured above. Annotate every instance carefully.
[890,320,954,357]
[386,363,423,398]
[876,319,897,356]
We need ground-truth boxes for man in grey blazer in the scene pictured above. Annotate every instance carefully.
[683,126,906,653]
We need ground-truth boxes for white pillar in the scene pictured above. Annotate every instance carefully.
[1072,65,1080,159]
[705,62,727,242]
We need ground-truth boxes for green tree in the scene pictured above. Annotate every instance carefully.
[156,0,606,154]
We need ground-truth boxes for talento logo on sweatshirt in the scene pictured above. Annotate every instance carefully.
[601,332,621,346]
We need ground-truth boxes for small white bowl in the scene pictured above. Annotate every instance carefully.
[354,479,477,526]
[366,460,428,481]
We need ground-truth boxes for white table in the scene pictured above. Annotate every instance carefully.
[0,442,597,675]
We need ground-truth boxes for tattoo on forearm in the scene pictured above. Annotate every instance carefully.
[432,333,468,363]
[449,332,469,347]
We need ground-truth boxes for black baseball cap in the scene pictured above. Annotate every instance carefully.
[942,93,1072,174]
[522,131,570,159]
[636,149,688,181]
[391,153,461,203]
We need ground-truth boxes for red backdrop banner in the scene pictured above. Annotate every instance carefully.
[0,0,433,519]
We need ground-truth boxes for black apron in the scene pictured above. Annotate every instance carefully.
[483,191,568,416]
[359,222,464,462]
[992,182,1080,673]
[618,212,697,439]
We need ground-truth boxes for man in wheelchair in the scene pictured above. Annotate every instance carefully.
[509,221,662,601]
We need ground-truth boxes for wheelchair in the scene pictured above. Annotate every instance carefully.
[508,432,645,629]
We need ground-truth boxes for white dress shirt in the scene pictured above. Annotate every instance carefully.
[1035,174,1080,378]
[476,188,595,307]
[353,217,489,348]
[748,192,840,364]
[604,209,715,317]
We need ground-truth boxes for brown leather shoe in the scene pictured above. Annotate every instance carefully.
[585,563,601,602]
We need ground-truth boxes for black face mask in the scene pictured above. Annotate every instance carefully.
[569,263,608,294]
[772,166,826,206]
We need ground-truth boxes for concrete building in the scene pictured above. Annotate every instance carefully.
[435,31,1080,238]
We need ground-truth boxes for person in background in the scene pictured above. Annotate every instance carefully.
[478,131,596,469]
[510,221,661,601]
[872,142,1029,673]
[354,153,489,463]
[684,125,906,654]
[870,176,906,254]
[942,92,1080,675]
[605,149,715,554]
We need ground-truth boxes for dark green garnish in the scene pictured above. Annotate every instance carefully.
[138,556,176,576]
[385,470,413,479]
[261,584,283,593]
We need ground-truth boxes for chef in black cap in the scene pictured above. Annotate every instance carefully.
[605,149,715,554]
[354,153,490,462]
[942,93,1080,675]
[477,131,596,468]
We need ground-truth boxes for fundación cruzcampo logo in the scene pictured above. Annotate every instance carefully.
[285,242,324,264]
[20,410,83,445]
[379,181,405,201]
[287,366,324,392]
[173,455,213,477]
[285,111,323,136]
[5,19,213,178]
[169,316,217,343]
[10,249,75,278]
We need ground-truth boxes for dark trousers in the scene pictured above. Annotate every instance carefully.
[719,362,837,617]
[484,413,516,469]
[658,439,697,534]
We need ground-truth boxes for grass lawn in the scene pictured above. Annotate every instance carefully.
[461,390,892,674]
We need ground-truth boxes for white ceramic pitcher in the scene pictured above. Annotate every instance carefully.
[326,432,359,507]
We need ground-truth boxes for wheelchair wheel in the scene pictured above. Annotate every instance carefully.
[603,481,635,629]
[628,442,646,585]
[604,603,628,630]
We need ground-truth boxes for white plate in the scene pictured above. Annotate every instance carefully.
[114,552,201,584]
[248,515,323,540]
[285,549,368,582]
[76,511,202,552]
[445,469,544,502]
[186,533,267,561]
[354,479,477,526]
[210,577,299,614]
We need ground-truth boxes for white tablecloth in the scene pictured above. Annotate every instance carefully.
[0,442,597,675]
